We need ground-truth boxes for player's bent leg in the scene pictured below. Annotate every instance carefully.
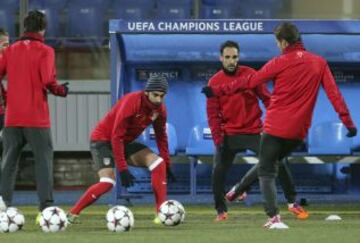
[128,149,167,221]
[258,134,282,220]
[148,157,167,212]
[226,164,259,202]
[68,168,115,222]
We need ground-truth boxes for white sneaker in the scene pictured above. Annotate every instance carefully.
[263,215,289,229]
[0,196,6,211]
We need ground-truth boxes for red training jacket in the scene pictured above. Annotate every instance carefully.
[212,42,355,140]
[207,66,270,146]
[0,32,67,127]
[0,54,6,115]
[91,91,170,172]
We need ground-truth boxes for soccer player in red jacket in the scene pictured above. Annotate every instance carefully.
[208,41,307,222]
[68,76,175,224]
[203,22,357,229]
[0,28,9,130]
[0,28,9,211]
[0,11,68,215]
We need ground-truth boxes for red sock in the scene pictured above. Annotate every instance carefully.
[70,181,113,215]
[151,161,167,212]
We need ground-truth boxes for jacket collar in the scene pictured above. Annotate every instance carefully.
[283,42,305,54]
[21,32,45,43]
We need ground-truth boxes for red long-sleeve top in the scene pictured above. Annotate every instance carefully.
[91,91,170,172]
[207,66,271,146]
[212,42,355,140]
[0,32,67,127]
[0,53,6,115]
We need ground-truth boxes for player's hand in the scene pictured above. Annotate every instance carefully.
[61,82,69,96]
[201,86,215,98]
[120,169,135,187]
[346,127,357,137]
[167,167,176,183]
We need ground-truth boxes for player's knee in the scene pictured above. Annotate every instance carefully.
[148,156,164,171]
[99,177,116,187]
[98,168,115,179]
[258,163,277,177]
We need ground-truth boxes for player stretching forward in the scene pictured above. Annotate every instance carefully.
[68,76,175,224]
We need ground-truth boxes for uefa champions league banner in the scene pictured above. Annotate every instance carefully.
[109,19,360,34]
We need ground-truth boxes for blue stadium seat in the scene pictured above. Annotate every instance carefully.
[239,0,282,19]
[137,123,178,155]
[112,0,155,20]
[200,6,239,19]
[200,0,241,19]
[64,0,110,47]
[308,121,352,155]
[185,122,215,195]
[155,0,192,19]
[0,0,18,38]
[185,122,214,156]
[351,116,360,155]
[352,136,360,155]
[29,0,42,10]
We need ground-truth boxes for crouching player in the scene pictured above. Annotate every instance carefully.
[67,76,175,224]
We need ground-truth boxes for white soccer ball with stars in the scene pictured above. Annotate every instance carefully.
[173,200,186,223]
[158,200,185,226]
[0,207,25,233]
[106,205,134,232]
[39,206,68,233]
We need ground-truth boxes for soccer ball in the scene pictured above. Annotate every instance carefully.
[173,200,185,223]
[106,206,134,232]
[0,207,25,233]
[158,200,184,226]
[39,206,68,233]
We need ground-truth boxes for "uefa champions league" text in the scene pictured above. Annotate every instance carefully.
[127,21,264,32]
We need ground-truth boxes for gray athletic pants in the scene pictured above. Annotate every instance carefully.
[258,133,302,217]
[212,134,296,214]
[0,127,54,211]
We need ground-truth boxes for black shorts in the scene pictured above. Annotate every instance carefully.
[90,141,148,170]
[214,134,261,166]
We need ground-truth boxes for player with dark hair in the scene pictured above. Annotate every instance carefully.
[0,11,68,218]
[207,40,308,222]
[202,22,357,229]
[67,76,176,224]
